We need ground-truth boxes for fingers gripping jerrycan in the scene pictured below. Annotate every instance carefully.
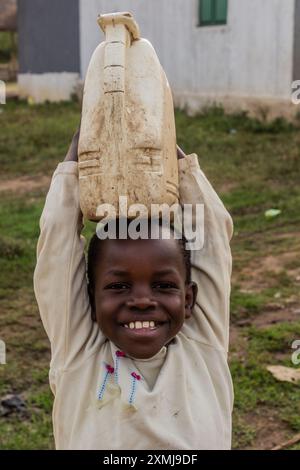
[78,12,179,221]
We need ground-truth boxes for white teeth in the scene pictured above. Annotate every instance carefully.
[124,320,159,329]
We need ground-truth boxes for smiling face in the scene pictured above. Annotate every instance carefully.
[88,231,197,359]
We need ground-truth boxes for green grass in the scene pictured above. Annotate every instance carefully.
[1,101,300,449]
[0,101,81,176]
[231,322,300,448]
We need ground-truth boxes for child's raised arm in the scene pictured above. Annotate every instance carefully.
[178,149,233,356]
[33,131,103,374]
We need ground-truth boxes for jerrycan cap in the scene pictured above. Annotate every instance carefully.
[98,12,140,41]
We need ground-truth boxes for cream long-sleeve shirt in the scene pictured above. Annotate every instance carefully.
[33,154,234,450]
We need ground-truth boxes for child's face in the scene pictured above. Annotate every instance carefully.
[90,233,197,359]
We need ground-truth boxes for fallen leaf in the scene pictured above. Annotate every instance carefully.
[267,365,300,383]
[265,209,281,219]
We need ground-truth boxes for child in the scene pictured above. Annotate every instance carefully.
[33,130,234,450]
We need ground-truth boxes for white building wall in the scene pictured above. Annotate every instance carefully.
[227,0,294,98]
[18,73,80,103]
[79,0,295,116]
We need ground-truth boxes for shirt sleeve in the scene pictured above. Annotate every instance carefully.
[33,161,103,372]
[178,154,233,354]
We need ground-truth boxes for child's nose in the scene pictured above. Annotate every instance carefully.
[126,297,158,310]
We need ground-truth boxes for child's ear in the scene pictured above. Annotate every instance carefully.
[184,281,198,319]
[88,283,96,322]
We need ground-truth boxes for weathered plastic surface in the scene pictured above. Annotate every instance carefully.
[78,12,179,221]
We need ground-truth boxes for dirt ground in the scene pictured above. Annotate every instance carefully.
[0,175,51,194]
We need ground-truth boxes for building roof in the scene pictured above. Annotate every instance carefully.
[0,0,17,31]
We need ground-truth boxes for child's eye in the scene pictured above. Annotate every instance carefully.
[152,282,178,290]
[105,283,129,290]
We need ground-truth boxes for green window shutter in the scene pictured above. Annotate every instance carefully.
[200,0,214,25]
[199,0,228,26]
[215,0,228,23]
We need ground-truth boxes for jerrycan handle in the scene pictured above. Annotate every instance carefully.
[98,12,140,42]
[97,12,140,147]
[97,12,140,95]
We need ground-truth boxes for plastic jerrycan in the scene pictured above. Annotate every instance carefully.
[78,12,179,221]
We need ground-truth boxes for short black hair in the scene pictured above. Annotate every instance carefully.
[87,217,192,300]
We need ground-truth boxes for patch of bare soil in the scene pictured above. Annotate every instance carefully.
[232,243,300,329]
[232,251,300,292]
[0,175,51,194]
[251,305,300,328]
[244,408,292,450]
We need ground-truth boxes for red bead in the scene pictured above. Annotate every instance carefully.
[131,372,141,380]
[106,364,114,374]
[116,350,126,357]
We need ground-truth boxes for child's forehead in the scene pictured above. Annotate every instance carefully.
[95,236,184,274]
[104,235,180,257]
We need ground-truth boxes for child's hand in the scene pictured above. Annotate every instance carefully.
[64,128,80,162]
[177,145,186,160]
